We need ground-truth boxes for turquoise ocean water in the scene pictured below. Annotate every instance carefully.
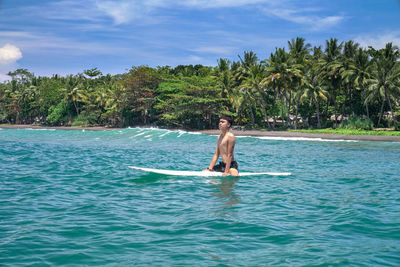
[1,128,399,266]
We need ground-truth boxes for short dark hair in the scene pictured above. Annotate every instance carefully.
[220,115,233,126]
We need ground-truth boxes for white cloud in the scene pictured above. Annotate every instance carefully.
[95,0,169,24]
[91,0,344,31]
[354,32,400,49]
[191,46,236,55]
[263,8,344,30]
[0,44,22,82]
[0,31,132,57]
[94,0,279,24]
[186,55,204,63]
[0,44,22,64]
[96,1,140,24]
[8,0,344,30]
[182,0,273,8]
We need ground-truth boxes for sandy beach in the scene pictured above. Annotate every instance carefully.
[1,124,400,142]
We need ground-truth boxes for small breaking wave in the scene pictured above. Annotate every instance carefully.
[255,136,358,142]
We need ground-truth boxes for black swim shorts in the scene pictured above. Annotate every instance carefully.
[212,161,239,172]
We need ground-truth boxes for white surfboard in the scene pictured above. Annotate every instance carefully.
[128,166,291,177]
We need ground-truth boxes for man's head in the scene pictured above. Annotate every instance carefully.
[219,115,233,130]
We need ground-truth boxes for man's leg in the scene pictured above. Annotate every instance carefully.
[229,168,239,177]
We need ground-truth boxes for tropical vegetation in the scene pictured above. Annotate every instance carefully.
[1,38,399,130]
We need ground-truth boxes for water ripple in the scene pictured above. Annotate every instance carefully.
[1,128,399,266]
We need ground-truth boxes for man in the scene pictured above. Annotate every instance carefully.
[204,115,239,176]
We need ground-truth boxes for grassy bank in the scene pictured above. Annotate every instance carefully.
[291,128,400,136]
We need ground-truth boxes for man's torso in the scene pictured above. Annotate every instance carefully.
[218,132,235,163]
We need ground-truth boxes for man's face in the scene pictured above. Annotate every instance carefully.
[219,119,230,130]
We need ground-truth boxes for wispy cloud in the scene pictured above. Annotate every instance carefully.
[181,0,274,8]
[262,7,344,30]
[191,46,236,55]
[0,31,131,56]
[96,1,147,25]
[5,0,344,31]
[354,32,400,49]
[90,0,344,30]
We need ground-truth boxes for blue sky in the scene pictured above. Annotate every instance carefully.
[0,0,400,80]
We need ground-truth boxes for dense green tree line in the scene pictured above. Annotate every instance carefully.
[1,38,399,129]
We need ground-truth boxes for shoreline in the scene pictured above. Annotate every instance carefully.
[199,130,400,142]
[1,124,400,142]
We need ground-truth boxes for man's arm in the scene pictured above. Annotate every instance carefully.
[223,135,235,174]
[207,136,220,171]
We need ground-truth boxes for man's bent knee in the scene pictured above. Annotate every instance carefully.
[230,168,239,177]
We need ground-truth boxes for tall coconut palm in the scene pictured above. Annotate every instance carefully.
[216,58,234,104]
[366,43,400,126]
[288,37,311,128]
[288,37,311,64]
[301,66,329,128]
[63,74,86,115]
[230,51,261,126]
[264,47,301,127]
[242,63,272,127]
[352,48,373,117]
[322,38,344,127]
[340,40,359,116]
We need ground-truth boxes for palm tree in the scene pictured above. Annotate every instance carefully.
[352,48,373,117]
[322,38,344,127]
[63,74,86,115]
[288,37,311,128]
[264,47,301,127]
[301,66,329,128]
[238,51,258,70]
[242,63,272,127]
[216,58,234,105]
[340,40,359,116]
[288,37,311,63]
[366,43,400,126]
[229,51,261,127]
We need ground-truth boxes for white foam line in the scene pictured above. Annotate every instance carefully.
[134,132,145,137]
[177,131,185,138]
[256,136,358,142]
[144,135,152,138]
[159,131,171,137]
[25,128,56,131]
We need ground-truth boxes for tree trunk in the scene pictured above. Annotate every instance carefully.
[365,103,370,119]
[316,100,321,129]
[294,102,299,130]
[286,91,292,128]
[386,90,395,124]
[280,94,285,126]
[377,98,385,127]
[249,105,255,126]
[325,96,329,121]
[333,95,338,128]
[257,87,271,128]
[73,101,79,115]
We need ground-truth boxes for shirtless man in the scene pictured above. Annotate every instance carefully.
[204,115,239,176]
